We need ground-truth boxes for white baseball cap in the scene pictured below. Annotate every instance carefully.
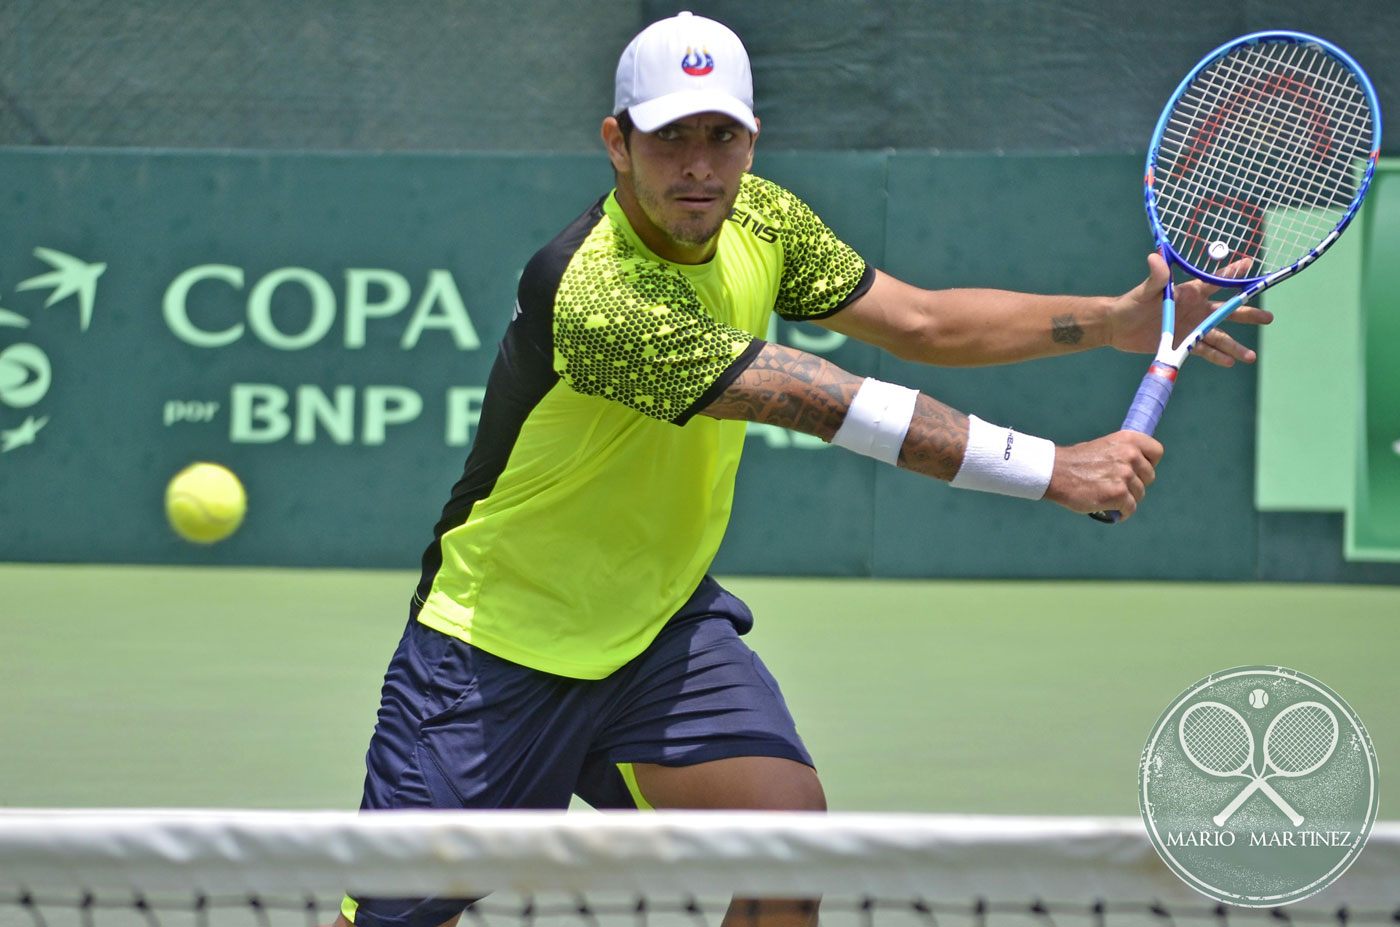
[613,11,757,134]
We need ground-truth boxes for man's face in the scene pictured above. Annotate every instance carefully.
[609,112,757,262]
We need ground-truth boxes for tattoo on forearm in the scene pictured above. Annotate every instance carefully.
[898,395,968,480]
[705,344,858,438]
[1051,314,1084,345]
[703,343,969,481]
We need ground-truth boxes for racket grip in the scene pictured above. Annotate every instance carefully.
[1087,363,1178,524]
[1120,362,1178,436]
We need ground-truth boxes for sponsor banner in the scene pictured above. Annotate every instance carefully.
[0,150,879,568]
[6,149,1315,578]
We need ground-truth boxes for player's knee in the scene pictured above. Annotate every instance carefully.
[777,761,827,812]
[796,780,827,812]
[631,756,826,810]
[743,757,826,811]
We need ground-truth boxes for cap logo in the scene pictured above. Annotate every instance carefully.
[681,45,714,76]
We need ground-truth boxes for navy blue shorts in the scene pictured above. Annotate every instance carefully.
[346,575,811,927]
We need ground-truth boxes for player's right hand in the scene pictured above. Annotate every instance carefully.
[1043,431,1163,520]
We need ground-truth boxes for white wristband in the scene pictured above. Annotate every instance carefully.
[830,378,919,466]
[950,414,1056,500]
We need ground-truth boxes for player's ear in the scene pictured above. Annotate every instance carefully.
[743,118,760,172]
[602,117,631,173]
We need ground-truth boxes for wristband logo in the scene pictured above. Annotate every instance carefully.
[1139,666,1378,906]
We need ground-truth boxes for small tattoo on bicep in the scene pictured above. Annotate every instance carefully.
[1051,314,1084,345]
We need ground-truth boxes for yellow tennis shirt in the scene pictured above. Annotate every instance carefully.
[413,174,873,678]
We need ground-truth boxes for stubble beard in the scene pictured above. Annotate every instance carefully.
[630,174,733,247]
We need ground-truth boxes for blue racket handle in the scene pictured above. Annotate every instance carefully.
[1088,362,1177,524]
[1120,361,1178,436]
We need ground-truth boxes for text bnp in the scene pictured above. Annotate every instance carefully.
[229,384,487,446]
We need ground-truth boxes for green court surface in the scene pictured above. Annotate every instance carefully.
[1,564,1395,816]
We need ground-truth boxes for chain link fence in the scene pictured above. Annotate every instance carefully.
[3,0,1396,152]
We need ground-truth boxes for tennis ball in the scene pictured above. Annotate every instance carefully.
[165,462,246,544]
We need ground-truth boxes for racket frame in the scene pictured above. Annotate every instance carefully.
[1144,31,1383,368]
[1092,31,1382,523]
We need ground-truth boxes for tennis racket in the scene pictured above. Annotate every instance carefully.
[1090,31,1382,523]
[1213,700,1339,827]
[1177,700,1302,826]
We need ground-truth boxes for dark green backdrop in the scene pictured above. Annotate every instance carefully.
[5,147,1391,580]
[5,2,1397,578]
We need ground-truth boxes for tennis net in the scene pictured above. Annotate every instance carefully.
[2,811,1397,927]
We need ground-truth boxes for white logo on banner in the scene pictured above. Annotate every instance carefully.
[158,264,488,447]
[2,252,858,454]
[162,266,481,351]
[0,248,107,453]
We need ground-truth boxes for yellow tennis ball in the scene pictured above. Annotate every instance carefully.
[165,462,246,544]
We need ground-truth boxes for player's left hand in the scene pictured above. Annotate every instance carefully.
[1109,253,1274,367]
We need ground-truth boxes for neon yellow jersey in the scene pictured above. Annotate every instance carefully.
[413,174,873,678]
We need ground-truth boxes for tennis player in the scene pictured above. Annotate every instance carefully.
[338,12,1268,927]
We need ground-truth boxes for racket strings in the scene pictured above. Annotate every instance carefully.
[1166,44,1369,229]
[1153,39,1374,275]
[1162,71,1361,261]
[1218,45,1371,249]
[1158,46,1369,267]
[1265,706,1339,774]
[1181,706,1252,772]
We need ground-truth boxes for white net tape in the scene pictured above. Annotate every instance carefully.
[1,811,1397,909]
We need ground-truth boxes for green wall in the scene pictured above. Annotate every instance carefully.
[1253,161,1400,579]
[1354,168,1400,560]
[1,148,1395,581]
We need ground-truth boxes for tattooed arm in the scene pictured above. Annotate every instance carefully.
[814,263,1268,368]
[701,341,968,479]
[702,341,1165,515]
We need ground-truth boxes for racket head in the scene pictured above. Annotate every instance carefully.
[1262,700,1340,777]
[1178,700,1255,776]
[1145,31,1382,287]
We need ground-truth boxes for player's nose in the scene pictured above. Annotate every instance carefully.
[679,142,716,179]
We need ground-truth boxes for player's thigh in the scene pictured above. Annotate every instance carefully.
[576,578,819,811]
[631,755,827,811]
[362,617,589,812]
